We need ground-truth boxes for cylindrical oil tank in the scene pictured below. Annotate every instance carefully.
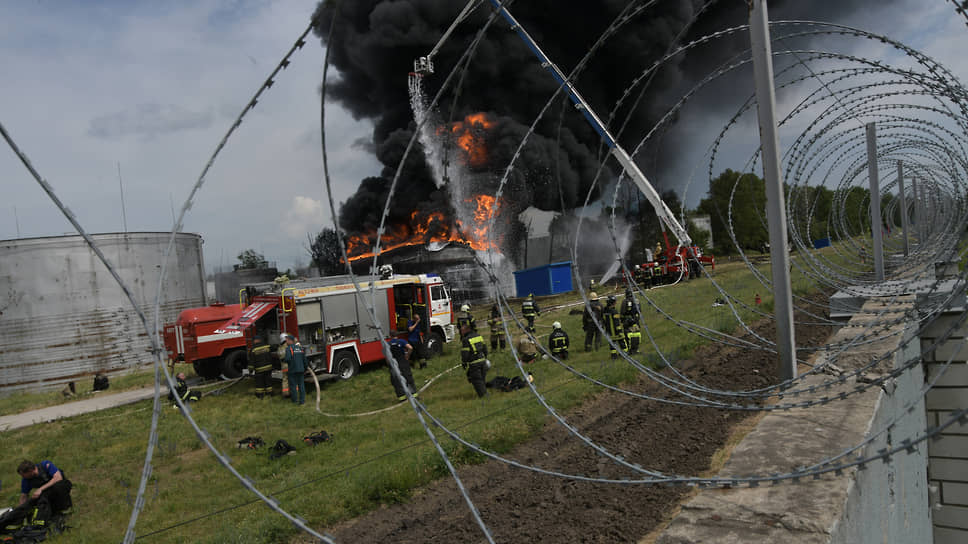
[0,232,207,393]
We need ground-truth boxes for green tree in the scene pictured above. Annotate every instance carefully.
[686,219,711,250]
[235,249,268,270]
[309,228,345,276]
[697,169,769,254]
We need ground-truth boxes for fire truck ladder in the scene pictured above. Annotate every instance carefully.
[484,0,691,247]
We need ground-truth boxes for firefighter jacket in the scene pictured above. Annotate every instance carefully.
[283,343,307,373]
[583,300,603,331]
[488,310,503,333]
[249,344,273,373]
[621,297,639,325]
[522,299,539,317]
[604,305,624,338]
[549,329,569,354]
[461,333,488,367]
[457,311,477,334]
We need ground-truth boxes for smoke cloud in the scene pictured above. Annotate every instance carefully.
[311,0,896,246]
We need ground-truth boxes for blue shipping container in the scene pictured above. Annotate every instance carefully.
[514,261,574,298]
[813,237,831,249]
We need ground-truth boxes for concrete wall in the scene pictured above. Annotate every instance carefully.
[656,297,932,544]
[830,324,931,543]
[919,310,968,543]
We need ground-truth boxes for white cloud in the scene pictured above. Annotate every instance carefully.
[282,195,324,238]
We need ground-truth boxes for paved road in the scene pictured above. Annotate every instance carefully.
[0,386,170,433]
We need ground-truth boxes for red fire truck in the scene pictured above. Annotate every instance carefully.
[163,272,456,380]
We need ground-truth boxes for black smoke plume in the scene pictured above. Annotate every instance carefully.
[311,0,896,247]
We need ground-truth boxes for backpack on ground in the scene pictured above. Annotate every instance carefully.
[269,439,296,460]
[302,431,331,446]
[92,374,109,391]
[236,437,265,450]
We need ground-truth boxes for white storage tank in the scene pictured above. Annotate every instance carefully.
[0,232,207,393]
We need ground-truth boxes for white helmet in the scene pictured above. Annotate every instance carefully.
[553,321,561,329]
[280,332,291,343]
[461,304,470,312]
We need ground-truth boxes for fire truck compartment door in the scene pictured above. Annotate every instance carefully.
[224,300,278,330]
[356,291,390,343]
[296,301,321,325]
[322,293,358,328]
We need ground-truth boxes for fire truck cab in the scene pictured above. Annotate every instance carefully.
[169,272,456,381]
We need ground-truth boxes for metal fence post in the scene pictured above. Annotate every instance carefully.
[865,123,885,281]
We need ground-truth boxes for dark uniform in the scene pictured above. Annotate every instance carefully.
[603,298,627,359]
[249,342,273,398]
[488,305,506,350]
[521,295,539,332]
[457,311,477,338]
[652,262,662,287]
[168,375,199,404]
[283,341,306,405]
[583,298,603,351]
[1,461,73,533]
[548,327,570,359]
[388,338,417,401]
[621,290,640,329]
[461,331,489,397]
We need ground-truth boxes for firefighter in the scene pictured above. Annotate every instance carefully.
[488,304,506,351]
[583,292,603,352]
[621,288,640,329]
[0,460,73,534]
[521,293,539,332]
[282,333,306,405]
[548,321,570,359]
[603,295,627,359]
[626,322,642,354]
[460,323,489,397]
[457,304,476,338]
[652,261,662,287]
[249,338,273,399]
[387,338,417,401]
[168,372,199,405]
[407,312,426,369]
[517,332,538,363]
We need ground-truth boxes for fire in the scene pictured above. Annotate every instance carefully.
[437,112,494,168]
[346,194,501,261]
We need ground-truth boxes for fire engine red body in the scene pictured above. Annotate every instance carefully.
[633,231,715,285]
[163,273,456,381]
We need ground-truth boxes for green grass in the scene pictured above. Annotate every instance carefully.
[1,257,831,543]
[0,368,163,416]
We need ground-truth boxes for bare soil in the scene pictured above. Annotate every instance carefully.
[323,293,835,543]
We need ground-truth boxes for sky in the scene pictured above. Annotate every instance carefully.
[1,0,966,273]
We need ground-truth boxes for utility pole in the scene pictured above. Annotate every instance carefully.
[897,161,909,257]
[865,123,885,281]
[117,162,128,233]
[749,0,797,381]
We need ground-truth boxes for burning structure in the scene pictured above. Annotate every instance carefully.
[311,0,895,298]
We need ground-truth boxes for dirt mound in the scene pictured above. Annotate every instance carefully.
[324,293,835,543]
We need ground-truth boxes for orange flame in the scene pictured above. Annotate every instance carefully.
[346,194,501,261]
[437,112,494,168]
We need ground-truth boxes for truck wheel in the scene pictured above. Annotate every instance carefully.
[221,350,246,379]
[333,351,359,380]
[193,360,221,379]
[425,332,445,358]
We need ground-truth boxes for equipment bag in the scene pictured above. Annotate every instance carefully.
[302,431,331,446]
[236,437,265,449]
[92,374,109,391]
[269,439,296,460]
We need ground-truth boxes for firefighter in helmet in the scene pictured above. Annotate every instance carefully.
[460,323,489,397]
[548,321,570,360]
[620,287,640,329]
[488,304,506,351]
[457,304,476,338]
[583,292,603,352]
[248,337,273,399]
[521,293,540,332]
[603,295,627,359]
